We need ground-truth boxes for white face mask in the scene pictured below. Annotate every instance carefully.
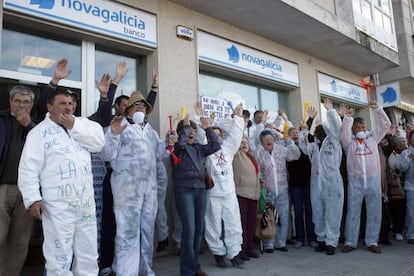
[132,111,145,124]
[356,131,366,140]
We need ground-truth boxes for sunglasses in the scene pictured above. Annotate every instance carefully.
[134,101,147,107]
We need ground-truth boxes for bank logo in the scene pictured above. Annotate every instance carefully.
[29,0,55,9]
[227,45,240,63]
[330,80,337,93]
[380,87,397,103]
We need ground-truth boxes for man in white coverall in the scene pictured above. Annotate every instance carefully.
[299,99,344,255]
[100,91,167,275]
[204,104,245,268]
[255,129,300,252]
[340,100,391,254]
[18,89,105,275]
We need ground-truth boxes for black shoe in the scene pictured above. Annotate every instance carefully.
[326,245,336,255]
[246,251,260,258]
[230,254,244,267]
[286,239,295,245]
[315,241,326,252]
[239,252,250,261]
[379,239,393,246]
[264,248,274,253]
[214,255,227,268]
[275,246,288,252]
[156,239,169,253]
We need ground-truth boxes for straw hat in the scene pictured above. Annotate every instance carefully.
[127,91,152,114]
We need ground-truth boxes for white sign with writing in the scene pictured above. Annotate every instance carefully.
[201,96,233,123]
[318,72,368,106]
[198,31,299,87]
[4,0,157,47]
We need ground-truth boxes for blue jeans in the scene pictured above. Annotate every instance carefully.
[174,187,207,276]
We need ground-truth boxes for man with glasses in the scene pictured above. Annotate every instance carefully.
[0,85,36,276]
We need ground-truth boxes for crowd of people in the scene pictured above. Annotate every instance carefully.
[1,57,414,276]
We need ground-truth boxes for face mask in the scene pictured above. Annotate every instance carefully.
[356,131,366,140]
[314,138,320,144]
[133,111,145,124]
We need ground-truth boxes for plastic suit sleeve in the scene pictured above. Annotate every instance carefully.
[70,117,105,153]
[222,116,244,157]
[323,109,342,141]
[298,130,310,155]
[371,107,391,144]
[100,127,122,161]
[340,114,353,150]
[398,148,413,172]
[18,131,44,209]
[285,143,301,162]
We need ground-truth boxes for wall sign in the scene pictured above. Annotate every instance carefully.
[318,72,368,106]
[198,31,299,87]
[4,0,157,47]
[376,81,401,107]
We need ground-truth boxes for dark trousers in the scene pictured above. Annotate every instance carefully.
[388,198,405,234]
[237,196,258,253]
[379,199,391,242]
[99,168,116,268]
[291,186,315,243]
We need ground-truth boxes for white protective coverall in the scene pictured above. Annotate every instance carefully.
[156,160,169,242]
[100,119,166,276]
[18,113,104,275]
[254,141,300,249]
[247,122,264,153]
[299,109,343,247]
[205,115,244,259]
[340,107,391,247]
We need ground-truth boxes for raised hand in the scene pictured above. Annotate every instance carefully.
[113,61,128,85]
[166,130,178,146]
[369,100,378,109]
[194,101,204,117]
[110,115,127,134]
[200,116,211,129]
[52,58,72,84]
[323,98,333,110]
[308,105,317,119]
[152,67,158,88]
[234,103,243,117]
[338,103,347,117]
[96,73,111,98]
[263,110,270,123]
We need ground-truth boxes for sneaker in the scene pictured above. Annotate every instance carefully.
[264,248,274,253]
[408,239,414,244]
[309,240,318,248]
[246,251,260,258]
[156,238,169,252]
[326,245,336,255]
[315,241,326,252]
[367,245,381,254]
[214,255,227,268]
[239,252,250,261]
[294,241,304,249]
[230,254,244,267]
[99,267,114,276]
[395,233,404,241]
[275,246,288,252]
[341,245,355,253]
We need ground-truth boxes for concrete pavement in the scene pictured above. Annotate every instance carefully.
[22,239,414,275]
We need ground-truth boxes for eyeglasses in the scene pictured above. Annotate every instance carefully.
[13,99,32,105]
[134,101,147,107]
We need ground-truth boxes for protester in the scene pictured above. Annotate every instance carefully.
[18,89,105,275]
[340,100,391,254]
[0,86,36,276]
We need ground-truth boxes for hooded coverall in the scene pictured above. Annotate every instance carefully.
[100,119,166,276]
[299,109,343,247]
[18,114,105,275]
[340,107,391,248]
[204,116,244,259]
[254,140,300,249]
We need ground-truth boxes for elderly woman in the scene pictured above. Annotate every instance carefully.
[233,136,261,260]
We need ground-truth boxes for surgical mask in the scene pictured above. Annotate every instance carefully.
[356,131,366,140]
[314,137,321,144]
[133,111,145,124]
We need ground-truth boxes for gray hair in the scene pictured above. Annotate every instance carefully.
[9,85,35,101]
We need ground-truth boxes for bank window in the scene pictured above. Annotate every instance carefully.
[95,49,139,110]
[0,27,81,81]
[199,73,288,117]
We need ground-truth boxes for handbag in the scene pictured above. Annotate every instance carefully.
[255,202,277,240]
[388,169,405,199]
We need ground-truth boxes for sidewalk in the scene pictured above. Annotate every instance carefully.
[22,240,414,276]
